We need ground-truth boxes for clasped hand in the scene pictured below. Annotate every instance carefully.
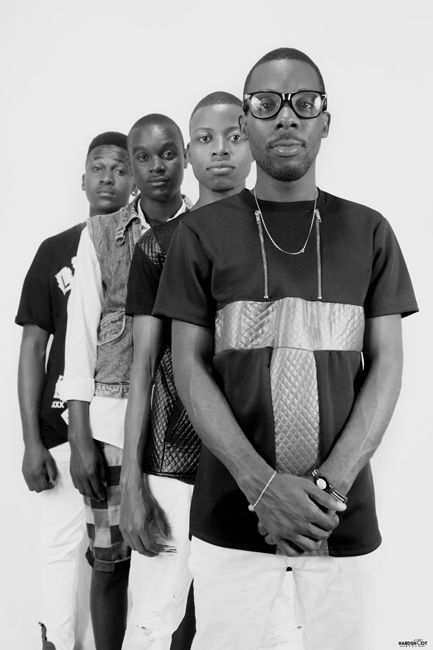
[254,473,346,556]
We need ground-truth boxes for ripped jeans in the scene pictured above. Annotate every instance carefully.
[121,476,193,650]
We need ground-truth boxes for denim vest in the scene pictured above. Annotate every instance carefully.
[88,198,142,398]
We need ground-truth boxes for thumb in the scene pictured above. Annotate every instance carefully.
[46,455,58,486]
[153,506,172,541]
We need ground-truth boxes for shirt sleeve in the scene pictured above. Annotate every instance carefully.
[125,240,161,316]
[58,227,103,402]
[364,217,418,319]
[153,221,216,328]
[15,239,54,332]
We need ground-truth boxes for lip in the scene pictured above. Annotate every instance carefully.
[270,140,304,156]
[207,163,235,175]
[97,190,115,197]
[148,178,169,186]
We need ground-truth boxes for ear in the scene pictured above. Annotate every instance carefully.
[183,147,188,169]
[81,173,86,191]
[186,142,191,165]
[130,182,138,196]
[321,112,331,139]
[239,114,248,139]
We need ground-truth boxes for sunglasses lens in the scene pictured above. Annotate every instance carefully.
[292,92,324,118]
[249,93,280,118]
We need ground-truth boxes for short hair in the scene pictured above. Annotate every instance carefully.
[128,113,185,149]
[243,48,325,94]
[87,131,128,157]
[190,91,243,121]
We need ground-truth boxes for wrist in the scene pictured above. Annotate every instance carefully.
[23,437,45,451]
[237,462,276,504]
[120,462,143,489]
[311,468,348,504]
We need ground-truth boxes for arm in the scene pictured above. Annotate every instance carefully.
[59,228,106,500]
[172,320,346,557]
[318,314,403,493]
[119,315,171,555]
[18,324,57,491]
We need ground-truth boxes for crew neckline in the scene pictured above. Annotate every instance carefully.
[240,187,327,213]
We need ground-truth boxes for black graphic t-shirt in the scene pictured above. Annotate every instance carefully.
[16,223,85,448]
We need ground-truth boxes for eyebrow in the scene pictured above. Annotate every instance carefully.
[191,125,240,133]
[90,155,128,163]
[248,88,320,93]
[132,141,181,154]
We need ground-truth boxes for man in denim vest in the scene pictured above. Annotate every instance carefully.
[16,131,134,650]
[59,114,190,650]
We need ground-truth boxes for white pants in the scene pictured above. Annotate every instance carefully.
[121,476,194,650]
[38,443,94,650]
[190,537,380,650]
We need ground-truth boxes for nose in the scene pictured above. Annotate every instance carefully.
[275,102,299,129]
[100,169,114,184]
[211,135,229,158]
[149,155,165,173]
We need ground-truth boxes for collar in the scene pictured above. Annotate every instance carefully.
[115,194,192,246]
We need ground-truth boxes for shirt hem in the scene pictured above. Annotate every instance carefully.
[153,308,213,329]
[190,527,382,557]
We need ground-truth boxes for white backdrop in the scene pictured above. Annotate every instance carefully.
[1,1,432,648]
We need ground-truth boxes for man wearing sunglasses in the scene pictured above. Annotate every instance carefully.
[154,48,418,649]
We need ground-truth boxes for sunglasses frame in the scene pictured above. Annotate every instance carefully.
[243,90,328,120]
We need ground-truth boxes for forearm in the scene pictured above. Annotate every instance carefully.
[18,328,49,447]
[120,315,164,488]
[120,361,152,485]
[172,324,273,502]
[320,316,403,493]
[68,399,92,444]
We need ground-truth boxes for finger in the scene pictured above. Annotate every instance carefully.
[32,473,52,493]
[46,458,58,486]
[289,534,323,553]
[81,478,101,500]
[89,474,106,502]
[264,534,277,545]
[306,501,341,532]
[154,508,172,541]
[304,522,334,541]
[276,539,305,557]
[308,485,347,513]
[257,521,268,537]
[130,532,158,557]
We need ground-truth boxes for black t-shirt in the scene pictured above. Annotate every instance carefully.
[154,188,418,557]
[16,223,85,448]
[126,218,181,316]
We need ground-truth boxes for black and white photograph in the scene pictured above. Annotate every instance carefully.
[1,1,432,648]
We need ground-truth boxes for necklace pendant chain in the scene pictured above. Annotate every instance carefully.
[253,188,319,256]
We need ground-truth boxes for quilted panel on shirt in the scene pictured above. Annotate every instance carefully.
[215,297,364,354]
[271,348,320,476]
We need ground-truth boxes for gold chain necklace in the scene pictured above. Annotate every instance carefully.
[253,187,318,255]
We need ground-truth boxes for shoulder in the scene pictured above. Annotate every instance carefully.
[181,191,249,234]
[322,190,385,229]
[32,222,85,260]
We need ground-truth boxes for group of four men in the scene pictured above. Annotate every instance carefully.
[16,47,418,650]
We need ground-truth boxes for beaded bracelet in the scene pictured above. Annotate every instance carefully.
[247,470,277,512]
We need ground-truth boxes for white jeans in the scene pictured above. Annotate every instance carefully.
[121,475,194,650]
[38,443,94,650]
[189,537,380,650]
